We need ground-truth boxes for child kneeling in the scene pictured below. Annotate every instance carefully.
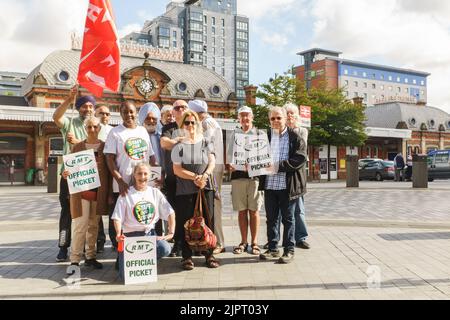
[112,163,175,278]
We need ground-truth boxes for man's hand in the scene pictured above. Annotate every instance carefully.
[118,179,129,196]
[68,84,79,100]
[62,170,70,180]
[66,132,80,145]
[194,175,207,189]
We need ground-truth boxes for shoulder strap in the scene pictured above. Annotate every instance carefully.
[200,189,213,227]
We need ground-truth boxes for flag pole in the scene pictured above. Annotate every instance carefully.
[68,83,79,133]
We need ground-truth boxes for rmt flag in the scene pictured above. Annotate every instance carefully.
[77,0,120,97]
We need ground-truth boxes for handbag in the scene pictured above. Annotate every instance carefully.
[184,189,217,252]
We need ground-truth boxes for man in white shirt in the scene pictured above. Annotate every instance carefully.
[104,101,155,254]
[95,105,113,142]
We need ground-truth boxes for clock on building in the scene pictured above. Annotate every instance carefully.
[136,77,156,97]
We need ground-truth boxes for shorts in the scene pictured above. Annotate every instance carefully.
[231,178,263,212]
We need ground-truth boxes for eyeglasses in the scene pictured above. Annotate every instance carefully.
[98,112,110,116]
[174,105,187,111]
[86,125,99,129]
[183,121,196,126]
[270,117,283,121]
[146,117,158,121]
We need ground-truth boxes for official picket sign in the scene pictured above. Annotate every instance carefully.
[148,167,161,188]
[233,133,273,177]
[63,149,101,194]
[124,236,157,285]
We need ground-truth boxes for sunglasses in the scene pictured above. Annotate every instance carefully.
[98,112,110,116]
[183,121,196,126]
[270,117,283,121]
[174,105,187,111]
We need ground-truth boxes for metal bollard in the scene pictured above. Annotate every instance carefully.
[412,154,428,189]
[47,156,59,193]
[346,155,359,188]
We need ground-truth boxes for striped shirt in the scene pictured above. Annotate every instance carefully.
[265,127,289,190]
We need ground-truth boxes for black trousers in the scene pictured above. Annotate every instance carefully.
[175,190,214,259]
[97,193,119,248]
[163,175,177,240]
[58,177,71,248]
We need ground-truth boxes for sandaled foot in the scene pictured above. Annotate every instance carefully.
[233,243,248,255]
[205,256,220,268]
[181,258,194,271]
[250,243,261,255]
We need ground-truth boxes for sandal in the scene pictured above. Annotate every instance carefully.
[233,243,248,255]
[205,256,220,268]
[250,244,261,255]
[181,258,194,271]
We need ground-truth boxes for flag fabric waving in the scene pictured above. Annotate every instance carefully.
[77,0,120,97]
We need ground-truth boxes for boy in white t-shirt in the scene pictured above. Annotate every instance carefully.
[112,162,175,278]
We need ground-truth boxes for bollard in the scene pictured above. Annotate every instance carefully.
[47,156,59,193]
[346,155,359,188]
[412,154,428,188]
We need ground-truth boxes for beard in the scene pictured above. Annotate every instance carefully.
[144,124,156,133]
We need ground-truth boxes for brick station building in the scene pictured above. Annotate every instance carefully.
[0,49,239,184]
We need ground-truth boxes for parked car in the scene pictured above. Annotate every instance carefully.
[427,150,450,181]
[358,158,382,169]
[359,160,395,181]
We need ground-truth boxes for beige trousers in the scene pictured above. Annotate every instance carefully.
[213,166,225,247]
[70,200,100,263]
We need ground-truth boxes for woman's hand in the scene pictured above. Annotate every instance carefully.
[62,170,70,180]
[194,175,207,189]
[116,234,125,244]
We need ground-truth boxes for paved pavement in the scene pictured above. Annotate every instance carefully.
[0,182,450,300]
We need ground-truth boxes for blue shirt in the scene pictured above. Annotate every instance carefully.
[265,127,289,190]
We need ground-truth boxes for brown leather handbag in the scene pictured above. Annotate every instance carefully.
[184,189,217,252]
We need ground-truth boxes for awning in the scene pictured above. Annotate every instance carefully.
[366,127,412,139]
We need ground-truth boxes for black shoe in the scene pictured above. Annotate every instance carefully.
[296,240,310,249]
[259,249,280,261]
[85,259,103,269]
[56,248,68,262]
[115,257,119,270]
[169,244,182,257]
[263,242,269,250]
[97,242,105,253]
[278,251,295,264]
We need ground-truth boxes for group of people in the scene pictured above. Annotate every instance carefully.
[53,85,310,275]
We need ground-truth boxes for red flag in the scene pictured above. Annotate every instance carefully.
[77,0,120,97]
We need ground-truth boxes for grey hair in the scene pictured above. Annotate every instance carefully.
[161,105,173,114]
[84,116,100,127]
[133,162,151,175]
[268,106,287,118]
[284,103,300,118]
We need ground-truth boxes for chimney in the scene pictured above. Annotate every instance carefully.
[244,85,258,106]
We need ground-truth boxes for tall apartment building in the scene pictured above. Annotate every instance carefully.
[295,48,430,106]
[125,0,249,104]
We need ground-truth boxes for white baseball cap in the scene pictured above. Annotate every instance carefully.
[238,106,253,115]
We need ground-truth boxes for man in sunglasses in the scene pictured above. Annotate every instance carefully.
[95,105,113,143]
[161,100,188,257]
[258,106,307,264]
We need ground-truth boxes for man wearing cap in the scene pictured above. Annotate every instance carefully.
[52,85,95,262]
[226,106,264,256]
[161,100,188,257]
[188,99,225,254]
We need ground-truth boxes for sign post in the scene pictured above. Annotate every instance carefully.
[299,105,311,128]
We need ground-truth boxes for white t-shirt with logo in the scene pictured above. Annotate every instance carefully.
[104,124,155,193]
[111,186,174,234]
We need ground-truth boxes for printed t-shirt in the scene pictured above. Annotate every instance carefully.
[104,124,154,193]
[111,186,174,234]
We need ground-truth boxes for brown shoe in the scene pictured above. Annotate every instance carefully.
[213,246,225,254]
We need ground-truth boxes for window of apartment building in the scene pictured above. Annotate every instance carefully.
[237,41,248,50]
[381,94,385,99]
[159,38,169,48]
[173,40,177,48]
[222,19,225,27]
[213,57,216,65]
[203,55,207,64]
[212,66,216,72]
[237,21,248,31]
[372,73,376,79]
[372,83,376,89]
[221,38,225,47]
[421,90,425,95]
[354,81,358,87]
[344,69,348,75]
[380,74,384,80]
[388,75,393,81]
[397,76,401,82]
[237,51,248,60]
[138,39,149,45]
[222,68,225,76]
[222,28,225,37]
[222,48,225,56]
[212,26,216,35]
[189,33,202,41]
[363,72,367,77]
[204,35,207,43]
[204,15,207,24]
[345,91,349,97]
[364,93,368,101]
[203,25,207,33]
[237,89,245,98]
[213,47,216,55]
[405,88,409,93]
[212,17,216,25]
[421,80,425,85]
[397,87,401,92]
[222,58,225,66]
[190,42,203,52]
[353,71,358,76]
[237,70,249,79]
[237,60,248,69]
[190,21,202,32]
[158,27,170,37]
[190,12,203,22]
[213,37,216,46]
[413,79,417,84]
[344,80,349,86]
[237,31,248,40]
[173,30,177,38]
[364,82,368,88]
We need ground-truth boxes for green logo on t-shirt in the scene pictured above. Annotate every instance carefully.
[124,137,148,160]
[133,201,156,225]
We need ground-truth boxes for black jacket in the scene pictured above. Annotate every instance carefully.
[259,127,308,200]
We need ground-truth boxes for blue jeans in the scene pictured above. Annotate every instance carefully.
[264,190,296,253]
[294,196,308,243]
[118,229,171,279]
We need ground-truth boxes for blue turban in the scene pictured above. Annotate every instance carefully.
[138,102,161,126]
[75,96,96,110]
